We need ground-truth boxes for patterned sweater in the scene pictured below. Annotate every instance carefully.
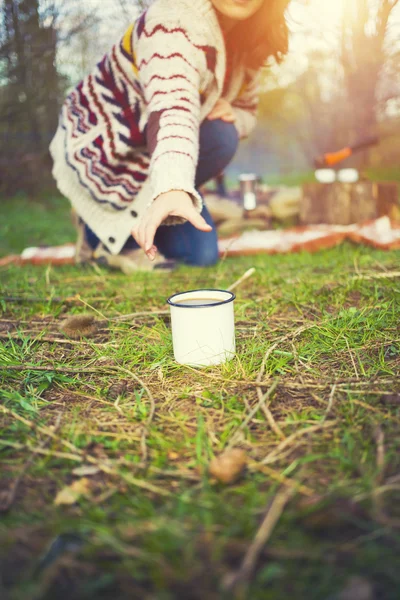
[50,0,260,254]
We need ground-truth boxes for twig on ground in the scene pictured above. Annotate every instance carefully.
[353,271,400,281]
[72,429,142,441]
[60,388,126,414]
[345,338,360,380]
[374,425,386,484]
[111,310,169,322]
[371,425,388,524]
[323,384,337,421]
[223,486,294,596]
[257,385,285,440]
[248,462,314,497]
[0,440,83,462]
[0,295,70,304]
[0,365,109,374]
[97,462,173,497]
[226,380,280,449]
[261,420,337,465]
[351,399,400,423]
[146,466,200,481]
[227,268,256,292]
[275,378,397,390]
[92,487,119,505]
[0,332,115,347]
[76,295,107,320]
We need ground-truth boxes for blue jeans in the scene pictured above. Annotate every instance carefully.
[85,119,239,266]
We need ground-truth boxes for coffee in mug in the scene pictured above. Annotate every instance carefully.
[173,297,222,306]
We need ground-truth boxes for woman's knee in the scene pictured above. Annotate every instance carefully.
[189,241,219,267]
[200,119,239,166]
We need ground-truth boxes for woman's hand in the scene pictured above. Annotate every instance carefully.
[207,99,236,123]
[132,190,212,260]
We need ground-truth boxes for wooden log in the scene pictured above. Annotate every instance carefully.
[375,182,400,221]
[300,182,399,225]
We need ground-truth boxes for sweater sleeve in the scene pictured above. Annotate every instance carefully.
[231,70,260,139]
[134,13,207,213]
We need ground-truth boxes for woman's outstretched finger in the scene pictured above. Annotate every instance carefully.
[131,226,140,246]
[144,218,161,253]
[140,214,153,250]
[147,245,158,261]
[183,208,213,232]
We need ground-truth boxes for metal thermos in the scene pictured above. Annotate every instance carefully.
[239,173,258,214]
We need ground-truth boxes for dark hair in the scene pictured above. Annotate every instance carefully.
[226,0,290,71]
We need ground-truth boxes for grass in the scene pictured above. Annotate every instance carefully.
[0,193,75,256]
[1,193,400,599]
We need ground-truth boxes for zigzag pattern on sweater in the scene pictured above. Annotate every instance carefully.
[57,6,220,211]
[51,0,259,233]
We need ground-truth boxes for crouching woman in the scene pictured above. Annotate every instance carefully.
[50,0,289,268]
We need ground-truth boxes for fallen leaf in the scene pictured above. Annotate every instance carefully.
[209,449,247,484]
[72,465,101,477]
[54,478,91,505]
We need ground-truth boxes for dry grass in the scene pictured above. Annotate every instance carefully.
[1,239,400,599]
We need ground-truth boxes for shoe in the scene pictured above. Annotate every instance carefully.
[71,209,94,264]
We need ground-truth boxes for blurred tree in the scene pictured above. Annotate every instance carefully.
[238,0,400,175]
[341,0,399,145]
[0,0,98,195]
[1,0,43,151]
[255,47,347,172]
[0,0,61,193]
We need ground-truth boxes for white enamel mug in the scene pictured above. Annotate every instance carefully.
[167,289,236,367]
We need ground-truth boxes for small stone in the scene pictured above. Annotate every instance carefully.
[209,449,247,484]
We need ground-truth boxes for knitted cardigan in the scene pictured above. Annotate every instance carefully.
[50,0,260,254]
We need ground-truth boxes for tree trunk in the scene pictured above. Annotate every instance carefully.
[340,0,397,163]
[300,182,400,225]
